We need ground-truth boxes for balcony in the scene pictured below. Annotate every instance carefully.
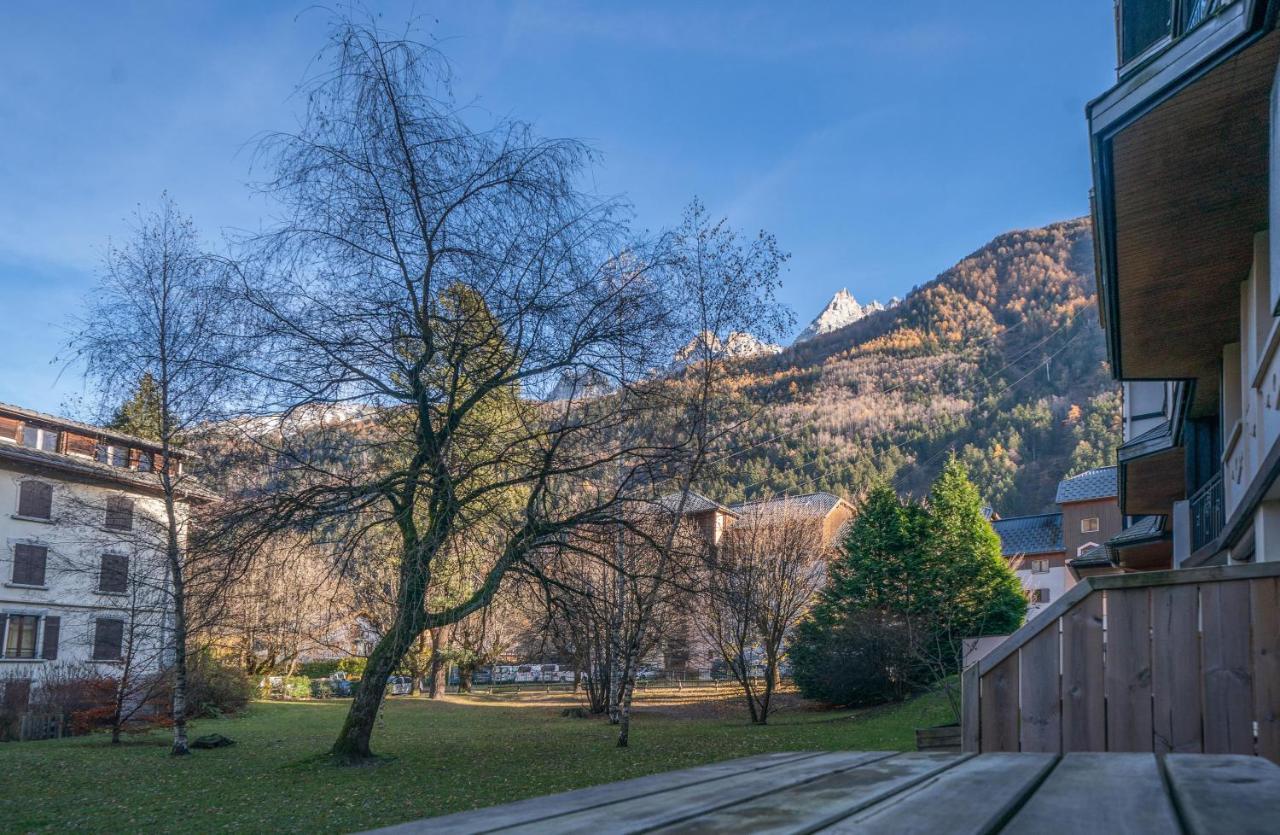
[962,560,1280,760]
[1117,0,1234,69]
[1189,471,1224,553]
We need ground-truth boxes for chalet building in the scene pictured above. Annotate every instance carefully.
[991,467,1128,618]
[0,403,211,697]
[729,491,855,551]
[965,0,1280,762]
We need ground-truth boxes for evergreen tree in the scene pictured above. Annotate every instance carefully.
[107,373,166,441]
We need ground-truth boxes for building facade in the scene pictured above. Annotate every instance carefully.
[0,404,208,694]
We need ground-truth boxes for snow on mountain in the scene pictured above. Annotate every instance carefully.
[671,330,782,369]
[793,288,895,344]
[546,368,612,402]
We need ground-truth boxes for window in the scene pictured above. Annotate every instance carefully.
[20,425,58,452]
[1078,542,1101,557]
[1029,588,1050,604]
[1120,0,1172,64]
[1081,517,1100,533]
[16,481,52,520]
[2,614,39,659]
[92,619,124,661]
[11,544,47,587]
[136,452,152,472]
[96,444,130,468]
[98,554,128,594]
[1030,558,1050,574]
[104,497,134,531]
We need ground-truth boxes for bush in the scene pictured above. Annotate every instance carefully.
[185,653,254,718]
[337,657,367,678]
[789,609,923,707]
[310,679,334,699]
[297,660,339,678]
[280,677,312,700]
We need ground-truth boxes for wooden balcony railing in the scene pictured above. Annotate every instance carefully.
[962,561,1280,761]
[1189,471,1225,553]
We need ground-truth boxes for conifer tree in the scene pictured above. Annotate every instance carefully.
[108,373,166,441]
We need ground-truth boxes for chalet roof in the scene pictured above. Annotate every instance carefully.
[730,491,849,517]
[654,490,737,518]
[1106,514,1166,548]
[0,442,217,503]
[1069,543,1114,569]
[1055,466,1119,505]
[0,401,169,453]
[991,513,1064,557]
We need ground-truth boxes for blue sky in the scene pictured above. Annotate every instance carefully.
[0,2,1116,414]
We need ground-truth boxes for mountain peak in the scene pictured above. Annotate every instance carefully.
[793,288,892,344]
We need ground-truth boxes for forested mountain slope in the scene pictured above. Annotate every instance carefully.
[699,217,1119,517]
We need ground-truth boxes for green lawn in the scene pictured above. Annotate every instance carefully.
[0,689,952,833]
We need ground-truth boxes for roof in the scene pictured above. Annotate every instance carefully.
[1106,514,1166,548]
[0,442,217,503]
[1055,466,1119,505]
[730,492,850,517]
[1069,543,1115,569]
[991,513,1064,557]
[654,490,737,518]
[0,401,169,453]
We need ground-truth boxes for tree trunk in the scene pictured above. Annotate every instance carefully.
[458,666,473,693]
[616,672,637,747]
[162,488,189,757]
[331,621,417,764]
[426,625,451,699]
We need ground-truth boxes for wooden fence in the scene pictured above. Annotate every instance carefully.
[962,560,1280,761]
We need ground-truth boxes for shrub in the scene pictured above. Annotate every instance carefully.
[278,676,312,700]
[297,660,342,678]
[310,679,334,699]
[185,652,254,718]
[789,608,922,707]
[337,656,367,677]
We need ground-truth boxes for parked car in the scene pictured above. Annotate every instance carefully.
[387,675,413,696]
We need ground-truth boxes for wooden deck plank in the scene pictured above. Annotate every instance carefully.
[1151,584,1203,753]
[1250,576,1280,761]
[1200,580,1253,754]
[822,753,1057,835]
[1061,594,1105,751]
[1164,754,1280,835]
[1104,587,1153,751]
[369,751,822,834]
[496,751,896,835]
[653,753,968,834]
[1018,626,1060,753]
[1001,753,1180,834]
[979,652,1019,752]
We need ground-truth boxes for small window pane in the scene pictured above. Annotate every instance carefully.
[1121,0,1172,64]
[111,447,128,467]
[92,619,124,661]
[96,444,109,463]
[4,615,39,659]
[136,453,152,472]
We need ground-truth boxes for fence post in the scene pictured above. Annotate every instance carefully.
[961,663,980,753]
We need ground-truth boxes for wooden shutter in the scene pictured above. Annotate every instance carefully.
[92,619,124,661]
[98,554,128,594]
[64,432,97,457]
[105,497,134,531]
[0,416,19,442]
[41,616,60,660]
[12,544,47,586]
[17,481,52,519]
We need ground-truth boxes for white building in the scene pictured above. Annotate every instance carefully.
[0,403,212,694]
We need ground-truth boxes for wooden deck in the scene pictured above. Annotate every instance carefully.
[371,750,1280,834]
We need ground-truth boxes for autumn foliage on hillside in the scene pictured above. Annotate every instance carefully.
[698,218,1120,516]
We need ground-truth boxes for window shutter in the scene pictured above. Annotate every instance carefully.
[99,554,128,594]
[92,619,124,661]
[64,432,97,457]
[105,497,134,531]
[12,544,48,586]
[17,481,52,519]
[41,616,60,660]
[0,416,19,442]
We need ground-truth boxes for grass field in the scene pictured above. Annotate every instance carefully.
[0,687,952,833]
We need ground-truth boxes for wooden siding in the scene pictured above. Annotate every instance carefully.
[965,561,1280,762]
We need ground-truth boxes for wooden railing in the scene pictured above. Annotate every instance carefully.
[962,561,1280,761]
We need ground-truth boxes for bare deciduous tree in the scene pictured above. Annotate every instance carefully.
[699,504,826,723]
[65,195,243,755]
